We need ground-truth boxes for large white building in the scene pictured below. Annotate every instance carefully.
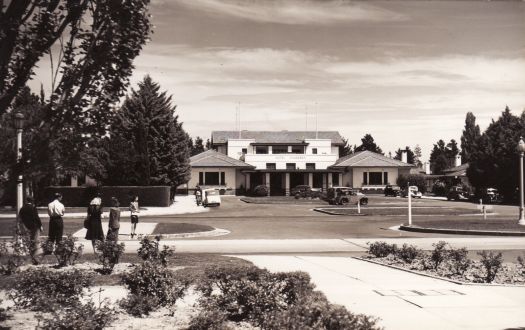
[188,130,413,195]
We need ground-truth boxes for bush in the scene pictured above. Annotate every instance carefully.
[187,308,231,330]
[398,244,421,263]
[118,293,160,317]
[429,241,448,270]
[196,264,315,327]
[43,235,83,267]
[38,300,115,330]
[0,234,31,275]
[96,240,125,274]
[137,235,174,267]
[447,247,471,275]
[367,241,397,258]
[253,184,268,197]
[10,268,93,312]
[478,251,503,283]
[396,174,427,194]
[432,180,447,196]
[121,261,188,313]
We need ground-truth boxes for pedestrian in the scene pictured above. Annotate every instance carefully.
[85,193,104,252]
[106,197,120,242]
[47,193,65,252]
[129,195,139,238]
[19,196,42,264]
[195,185,202,206]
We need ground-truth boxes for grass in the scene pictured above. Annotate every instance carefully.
[152,223,214,234]
[411,219,525,232]
[316,206,480,216]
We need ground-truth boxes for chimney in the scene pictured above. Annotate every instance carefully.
[455,155,461,167]
[424,162,431,175]
[401,151,408,163]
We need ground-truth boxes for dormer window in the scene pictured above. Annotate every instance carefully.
[312,148,318,154]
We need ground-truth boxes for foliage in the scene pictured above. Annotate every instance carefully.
[339,137,353,157]
[460,112,481,164]
[104,76,191,187]
[191,136,206,156]
[187,308,232,330]
[447,247,471,275]
[48,235,83,267]
[478,251,503,283]
[10,268,93,312]
[429,139,459,174]
[253,184,269,197]
[137,235,174,267]
[0,233,31,275]
[393,147,415,164]
[118,293,160,317]
[354,134,383,155]
[367,241,398,258]
[196,264,315,326]
[396,174,427,193]
[413,144,423,167]
[38,299,116,330]
[429,241,448,270]
[398,244,421,263]
[121,261,188,313]
[432,180,448,196]
[96,240,125,274]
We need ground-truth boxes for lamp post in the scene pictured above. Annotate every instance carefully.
[14,112,25,230]
[518,137,525,225]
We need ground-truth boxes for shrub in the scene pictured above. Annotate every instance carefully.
[396,174,427,193]
[253,184,268,197]
[96,240,125,274]
[432,180,447,196]
[367,241,397,258]
[397,244,421,263]
[49,235,83,267]
[478,251,503,283]
[121,261,188,313]
[10,268,93,312]
[0,234,31,275]
[429,241,448,270]
[118,294,160,317]
[38,300,115,330]
[137,235,174,267]
[447,247,471,275]
[187,308,231,330]
[196,265,315,326]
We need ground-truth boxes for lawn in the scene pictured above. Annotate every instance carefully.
[410,219,525,232]
[241,196,328,204]
[315,206,480,216]
[152,223,214,235]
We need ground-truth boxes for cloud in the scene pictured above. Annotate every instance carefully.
[175,0,406,25]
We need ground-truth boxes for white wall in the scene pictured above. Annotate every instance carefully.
[349,168,400,188]
[226,139,255,159]
[188,167,241,190]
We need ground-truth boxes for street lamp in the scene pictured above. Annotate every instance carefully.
[14,112,25,230]
[518,137,525,225]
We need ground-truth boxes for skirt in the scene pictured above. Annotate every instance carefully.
[85,217,104,241]
[131,215,139,224]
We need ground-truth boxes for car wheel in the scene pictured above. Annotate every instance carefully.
[360,199,368,205]
[294,193,300,199]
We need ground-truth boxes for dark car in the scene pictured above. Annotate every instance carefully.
[384,185,401,197]
[291,185,321,199]
[446,186,468,201]
[325,187,368,205]
[481,188,502,204]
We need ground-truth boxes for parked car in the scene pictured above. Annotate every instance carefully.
[401,186,423,198]
[253,184,269,197]
[481,188,501,204]
[325,187,368,205]
[446,186,468,201]
[384,185,401,197]
[202,189,221,207]
[291,185,321,199]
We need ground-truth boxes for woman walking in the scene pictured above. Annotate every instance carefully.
[107,197,121,241]
[129,195,140,238]
[85,193,104,252]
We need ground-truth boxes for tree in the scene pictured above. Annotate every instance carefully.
[205,138,211,150]
[192,136,205,156]
[460,112,481,164]
[467,106,523,199]
[339,137,353,157]
[413,145,423,167]
[396,174,427,193]
[104,76,191,188]
[354,134,383,154]
[429,139,459,174]
[393,147,415,164]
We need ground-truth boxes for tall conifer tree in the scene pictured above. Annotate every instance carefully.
[460,112,481,164]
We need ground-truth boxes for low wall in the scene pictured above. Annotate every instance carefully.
[43,186,171,207]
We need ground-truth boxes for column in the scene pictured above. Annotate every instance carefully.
[328,173,333,188]
[265,172,271,196]
[339,173,343,187]
[322,173,327,192]
[308,173,313,187]
[285,173,290,196]
[245,173,251,190]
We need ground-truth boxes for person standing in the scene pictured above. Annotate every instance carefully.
[85,194,104,252]
[129,195,139,238]
[47,193,65,251]
[19,196,42,264]
[106,197,121,241]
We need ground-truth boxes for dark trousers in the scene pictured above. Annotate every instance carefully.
[48,216,63,244]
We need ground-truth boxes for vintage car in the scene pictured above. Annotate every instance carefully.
[384,185,401,197]
[291,185,321,199]
[401,186,423,198]
[481,188,501,204]
[325,187,368,205]
[202,189,221,207]
[446,186,469,201]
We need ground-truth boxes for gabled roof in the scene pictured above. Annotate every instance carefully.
[190,150,255,168]
[212,131,344,145]
[443,163,468,177]
[331,150,414,168]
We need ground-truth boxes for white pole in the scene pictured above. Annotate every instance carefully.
[408,182,412,226]
[357,199,361,214]
[520,149,525,225]
[16,128,23,232]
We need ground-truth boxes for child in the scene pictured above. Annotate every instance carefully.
[129,195,139,238]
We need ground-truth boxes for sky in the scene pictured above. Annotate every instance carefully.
[31,0,525,162]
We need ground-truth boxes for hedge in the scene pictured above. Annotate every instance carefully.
[42,186,171,207]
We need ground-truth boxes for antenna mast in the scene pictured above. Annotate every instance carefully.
[315,102,318,139]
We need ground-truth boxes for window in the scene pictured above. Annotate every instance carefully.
[363,172,368,185]
[286,163,296,170]
[266,163,276,170]
[241,148,247,154]
[312,148,317,154]
[272,145,288,154]
[199,172,204,185]
[383,172,388,185]
[220,172,225,185]
[204,172,220,185]
[369,172,382,185]
[291,145,304,154]
[306,163,316,170]
[255,146,268,154]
